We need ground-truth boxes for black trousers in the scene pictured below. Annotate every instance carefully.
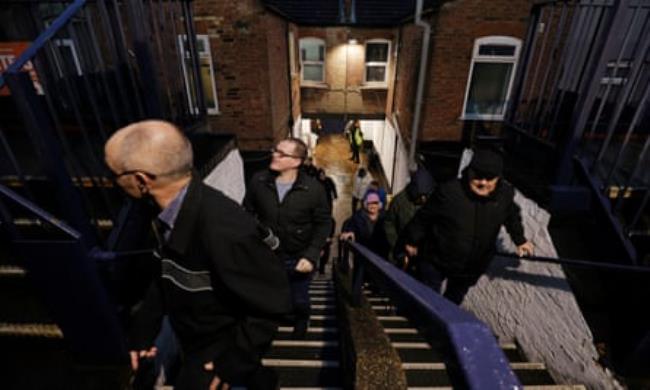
[417,262,481,304]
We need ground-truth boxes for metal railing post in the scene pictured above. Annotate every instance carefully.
[4,71,95,247]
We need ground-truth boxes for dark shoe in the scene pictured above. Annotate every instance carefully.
[291,319,308,340]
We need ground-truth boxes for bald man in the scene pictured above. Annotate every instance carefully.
[105,120,291,390]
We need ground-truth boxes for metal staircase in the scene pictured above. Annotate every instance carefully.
[265,275,343,389]
[363,284,585,389]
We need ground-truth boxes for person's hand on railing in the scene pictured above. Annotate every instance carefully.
[340,231,355,241]
[516,241,534,257]
[405,244,418,257]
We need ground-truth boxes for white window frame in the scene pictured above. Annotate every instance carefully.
[178,34,219,115]
[364,39,391,86]
[461,36,521,121]
[299,37,325,85]
[54,39,83,77]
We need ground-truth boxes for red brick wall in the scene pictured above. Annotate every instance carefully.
[393,0,531,144]
[192,0,290,150]
[298,27,397,116]
[420,0,532,141]
[393,24,424,146]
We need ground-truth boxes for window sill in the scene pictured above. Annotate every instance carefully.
[460,114,505,121]
[360,84,388,90]
[300,83,329,89]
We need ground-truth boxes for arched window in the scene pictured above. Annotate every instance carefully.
[462,36,521,120]
[364,39,391,85]
[299,37,325,83]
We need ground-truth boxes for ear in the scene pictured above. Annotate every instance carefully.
[134,172,150,194]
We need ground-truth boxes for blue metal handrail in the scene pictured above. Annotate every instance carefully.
[343,241,522,389]
[0,0,86,88]
[0,183,81,240]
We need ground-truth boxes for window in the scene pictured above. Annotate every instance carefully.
[462,36,521,120]
[178,34,219,114]
[364,39,390,85]
[299,38,325,83]
[54,39,83,77]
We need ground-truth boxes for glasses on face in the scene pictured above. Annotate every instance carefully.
[366,201,380,205]
[109,169,158,182]
[271,147,301,159]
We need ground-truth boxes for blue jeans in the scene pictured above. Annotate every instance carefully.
[417,262,480,305]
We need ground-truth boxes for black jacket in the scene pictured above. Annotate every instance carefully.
[342,210,389,259]
[130,178,291,382]
[402,176,526,276]
[244,169,332,264]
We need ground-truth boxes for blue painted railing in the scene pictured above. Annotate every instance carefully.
[341,240,522,389]
[0,0,86,89]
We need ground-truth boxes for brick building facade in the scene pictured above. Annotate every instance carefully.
[192,0,532,150]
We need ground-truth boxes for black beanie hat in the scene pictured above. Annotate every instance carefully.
[469,148,503,178]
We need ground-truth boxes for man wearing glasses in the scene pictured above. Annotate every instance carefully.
[245,138,332,339]
[105,120,291,390]
[401,148,534,304]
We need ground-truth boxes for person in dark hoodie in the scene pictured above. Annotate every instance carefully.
[400,148,534,304]
[385,167,435,268]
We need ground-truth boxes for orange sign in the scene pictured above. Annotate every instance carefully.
[0,42,44,96]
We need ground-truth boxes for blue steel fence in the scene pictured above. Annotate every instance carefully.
[340,240,523,389]
[505,0,650,263]
[0,0,207,244]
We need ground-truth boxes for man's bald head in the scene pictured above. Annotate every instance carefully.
[105,120,193,182]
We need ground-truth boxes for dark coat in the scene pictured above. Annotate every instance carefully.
[342,210,390,259]
[244,169,332,264]
[402,176,526,277]
[130,178,291,383]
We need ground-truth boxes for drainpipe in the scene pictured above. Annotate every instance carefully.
[409,0,431,171]
[285,20,294,138]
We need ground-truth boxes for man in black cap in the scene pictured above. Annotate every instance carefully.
[400,147,533,304]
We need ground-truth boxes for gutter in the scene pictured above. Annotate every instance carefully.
[409,0,432,171]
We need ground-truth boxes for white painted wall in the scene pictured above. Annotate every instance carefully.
[358,117,410,194]
[202,148,246,205]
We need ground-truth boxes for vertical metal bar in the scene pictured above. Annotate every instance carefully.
[97,0,133,124]
[67,24,109,142]
[541,2,577,138]
[605,43,650,184]
[548,2,591,138]
[586,3,641,145]
[523,7,552,129]
[149,0,173,119]
[628,189,650,233]
[125,0,163,118]
[0,125,35,201]
[82,5,121,129]
[508,3,541,125]
[109,0,145,119]
[182,0,207,119]
[512,5,543,128]
[555,0,628,185]
[611,79,650,211]
[169,1,192,122]
[531,3,567,138]
[351,249,365,307]
[594,5,646,168]
[5,72,95,246]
